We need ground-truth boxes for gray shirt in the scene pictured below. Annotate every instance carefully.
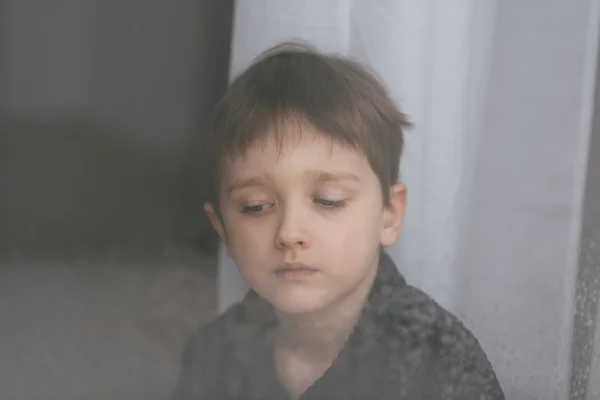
[171,251,505,399]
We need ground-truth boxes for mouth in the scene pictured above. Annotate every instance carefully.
[274,262,319,281]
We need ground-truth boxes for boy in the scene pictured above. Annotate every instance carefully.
[171,42,504,399]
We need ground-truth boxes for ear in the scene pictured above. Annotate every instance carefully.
[203,202,229,249]
[380,183,407,247]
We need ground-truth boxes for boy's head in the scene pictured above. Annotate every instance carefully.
[203,42,410,315]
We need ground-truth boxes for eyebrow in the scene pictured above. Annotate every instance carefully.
[306,170,361,183]
[226,171,361,194]
[227,176,266,194]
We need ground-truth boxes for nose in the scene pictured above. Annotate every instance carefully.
[275,206,311,249]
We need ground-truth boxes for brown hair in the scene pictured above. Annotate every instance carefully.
[202,41,411,206]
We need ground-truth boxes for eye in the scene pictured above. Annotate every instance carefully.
[314,198,348,209]
[241,203,272,215]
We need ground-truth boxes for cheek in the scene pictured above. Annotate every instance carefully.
[318,208,383,260]
[224,217,273,258]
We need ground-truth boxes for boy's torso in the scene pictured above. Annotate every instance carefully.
[172,252,505,400]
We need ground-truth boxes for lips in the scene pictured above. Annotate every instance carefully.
[274,262,319,281]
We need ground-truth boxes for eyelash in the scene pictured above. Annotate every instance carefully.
[241,204,271,215]
[240,198,347,215]
[313,198,348,209]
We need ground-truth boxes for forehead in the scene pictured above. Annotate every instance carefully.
[222,130,370,179]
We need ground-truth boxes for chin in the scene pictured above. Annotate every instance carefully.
[268,292,330,315]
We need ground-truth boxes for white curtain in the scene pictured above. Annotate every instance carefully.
[219,1,600,399]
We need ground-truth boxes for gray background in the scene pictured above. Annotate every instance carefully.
[1,1,231,399]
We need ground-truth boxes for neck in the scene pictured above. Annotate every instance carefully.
[274,264,378,362]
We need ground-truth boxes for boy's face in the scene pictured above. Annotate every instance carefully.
[205,127,406,315]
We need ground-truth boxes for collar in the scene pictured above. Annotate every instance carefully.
[222,251,408,398]
[227,250,407,359]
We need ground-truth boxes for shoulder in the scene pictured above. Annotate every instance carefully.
[384,285,505,399]
[181,304,238,360]
[178,296,263,368]
[385,284,473,347]
[169,301,253,400]
[170,292,276,400]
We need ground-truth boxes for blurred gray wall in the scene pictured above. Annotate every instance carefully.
[1,0,233,251]
[1,1,92,112]
[0,2,232,399]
